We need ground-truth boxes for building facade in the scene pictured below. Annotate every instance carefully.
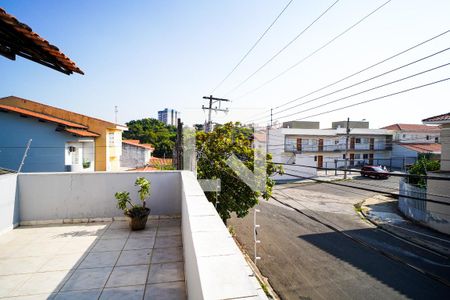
[269,121,393,181]
[121,140,153,169]
[158,108,179,126]
[382,123,441,169]
[0,96,127,172]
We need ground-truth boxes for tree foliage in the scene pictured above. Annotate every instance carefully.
[196,122,282,221]
[123,118,176,158]
[407,155,440,187]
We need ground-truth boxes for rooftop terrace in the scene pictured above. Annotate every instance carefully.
[0,171,266,300]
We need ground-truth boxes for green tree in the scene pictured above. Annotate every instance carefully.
[408,155,440,187]
[123,118,176,158]
[196,122,282,222]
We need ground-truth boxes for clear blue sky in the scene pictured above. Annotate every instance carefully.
[1,0,449,128]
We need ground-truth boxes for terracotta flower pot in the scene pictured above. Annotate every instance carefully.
[125,207,151,231]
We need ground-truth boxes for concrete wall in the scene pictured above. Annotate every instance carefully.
[17,171,181,222]
[0,174,19,234]
[399,178,450,235]
[440,126,450,171]
[121,144,150,169]
[0,111,77,172]
[180,171,266,299]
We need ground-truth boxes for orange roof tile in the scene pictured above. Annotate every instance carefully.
[381,123,440,132]
[0,104,87,129]
[422,113,450,124]
[122,140,154,150]
[399,143,441,154]
[64,128,100,137]
[0,7,84,75]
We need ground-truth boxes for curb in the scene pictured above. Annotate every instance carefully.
[358,199,450,259]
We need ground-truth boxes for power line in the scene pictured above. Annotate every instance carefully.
[224,0,341,97]
[280,171,450,206]
[274,162,450,181]
[266,62,450,123]
[295,77,450,121]
[243,29,450,123]
[210,0,295,94]
[234,0,392,100]
[252,47,450,123]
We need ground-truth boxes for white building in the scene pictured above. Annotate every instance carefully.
[422,113,450,234]
[269,121,393,181]
[120,140,153,169]
[158,108,179,126]
[382,123,441,169]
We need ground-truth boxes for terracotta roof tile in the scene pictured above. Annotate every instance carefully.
[422,113,450,124]
[399,143,441,154]
[64,128,100,137]
[122,140,154,150]
[0,7,83,75]
[0,104,87,129]
[381,123,440,132]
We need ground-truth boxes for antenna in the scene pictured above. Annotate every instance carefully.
[114,106,118,123]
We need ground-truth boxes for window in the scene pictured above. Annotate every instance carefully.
[426,135,430,140]
[402,134,406,138]
[355,138,361,144]
[108,133,115,145]
[363,154,369,159]
[314,156,317,162]
[354,154,361,159]
[435,137,439,143]
[342,154,346,159]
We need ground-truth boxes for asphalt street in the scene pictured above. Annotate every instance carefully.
[229,178,450,300]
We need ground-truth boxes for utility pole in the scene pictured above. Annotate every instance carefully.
[202,95,230,132]
[175,118,183,170]
[270,108,273,128]
[344,117,350,179]
[114,106,118,123]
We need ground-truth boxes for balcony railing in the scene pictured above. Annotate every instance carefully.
[285,142,389,153]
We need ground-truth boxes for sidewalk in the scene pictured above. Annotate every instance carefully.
[360,195,450,258]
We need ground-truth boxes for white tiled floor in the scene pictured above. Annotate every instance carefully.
[0,218,185,299]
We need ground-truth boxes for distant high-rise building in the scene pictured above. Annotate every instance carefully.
[157,108,179,126]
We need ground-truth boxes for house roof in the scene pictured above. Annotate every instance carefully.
[0,7,83,75]
[381,123,440,132]
[422,112,450,124]
[122,140,154,150]
[0,96,127,130]
[399,143,441,154]
[64,128,100,137]
[0,104,87,129]
[149,157,172,166]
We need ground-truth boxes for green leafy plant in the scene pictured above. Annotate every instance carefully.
[196,122,282,223]
[407,156,440,188]
[82,160,91,169]
[115,177,151,217]
[123,118,176,157]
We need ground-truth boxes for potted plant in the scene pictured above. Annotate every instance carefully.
[82,160,91,169]
[115,177,151,230]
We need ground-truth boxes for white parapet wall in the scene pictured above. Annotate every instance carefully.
[4,170,267,298]
[181,171,267,300]
[17,171,181,223]
[0,174,19,234]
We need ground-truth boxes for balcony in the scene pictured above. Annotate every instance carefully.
[0,171,266,299]
[284,142,389,153]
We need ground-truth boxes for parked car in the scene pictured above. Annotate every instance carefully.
[360,166,390,179]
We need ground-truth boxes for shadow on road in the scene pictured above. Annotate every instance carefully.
[299,228,450,299]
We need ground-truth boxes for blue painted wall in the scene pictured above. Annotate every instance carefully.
[0,111,76,172]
